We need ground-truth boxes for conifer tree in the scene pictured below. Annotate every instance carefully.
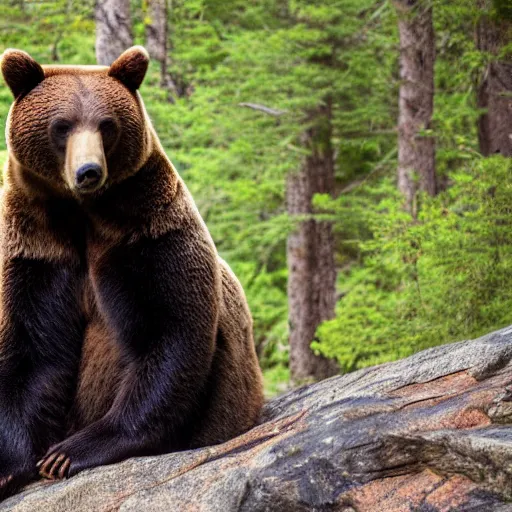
[287,103,339,382]
[476,0,512,156]
[395,0,436,213]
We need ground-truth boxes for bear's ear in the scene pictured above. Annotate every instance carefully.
[108,46,149,91]
[1,49,45,99]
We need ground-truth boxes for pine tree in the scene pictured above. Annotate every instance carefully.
[476,0,512,156]
[395,0,436,212]
[287,103,339,382]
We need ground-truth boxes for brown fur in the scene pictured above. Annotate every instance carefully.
[0,47,263,489]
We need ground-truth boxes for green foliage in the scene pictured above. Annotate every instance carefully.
[2,0,512,394]
[493,0,512,19]
[311,0,512,373]
[314,156,512,371]
[263,364,291,397]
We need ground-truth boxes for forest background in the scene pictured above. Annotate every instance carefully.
[1,0,512,396]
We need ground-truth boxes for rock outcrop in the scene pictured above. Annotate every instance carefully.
[4,326,512,511]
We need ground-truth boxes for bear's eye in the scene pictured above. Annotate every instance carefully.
[51,120,73,139]
[99,118,116,136]
[99,118,119,151]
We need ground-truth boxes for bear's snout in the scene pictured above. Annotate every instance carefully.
[75,163,103,190]
[65,129,107,194]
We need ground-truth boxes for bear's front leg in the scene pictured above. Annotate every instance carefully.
[0,475,22,502]
[39,231,220,479]
[0,256,86,497]
[0,466,29,501]
[38,416,144,479]
[0,460,37,501]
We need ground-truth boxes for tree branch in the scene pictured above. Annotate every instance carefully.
[238,103,287,116]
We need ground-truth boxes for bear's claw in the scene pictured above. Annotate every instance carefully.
[0,475,13,487]
[38,451,71,480]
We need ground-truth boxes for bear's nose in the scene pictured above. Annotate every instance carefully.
[75,163,103,190]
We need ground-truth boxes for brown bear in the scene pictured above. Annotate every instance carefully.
[0,46,263,497]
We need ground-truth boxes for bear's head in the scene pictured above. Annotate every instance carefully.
[1,46,152,197]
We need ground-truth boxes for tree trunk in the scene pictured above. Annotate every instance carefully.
[11,0,25,12]
[476,6,512,156]
[287,105,339,383]
[145,0,179,97]
[145,0,168,64]
[95,0,133,66]
[395,0,436,214]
